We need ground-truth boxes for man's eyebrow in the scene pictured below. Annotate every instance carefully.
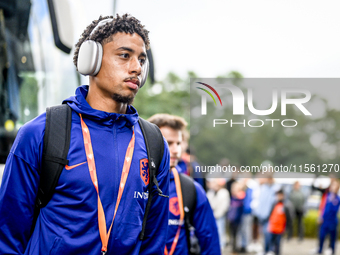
[116,47,147,58]
[116,46,134,52]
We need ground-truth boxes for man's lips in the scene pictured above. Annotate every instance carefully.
[125,79,140,90]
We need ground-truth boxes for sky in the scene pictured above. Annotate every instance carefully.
[114,0,340,80]
[74,0,340,81]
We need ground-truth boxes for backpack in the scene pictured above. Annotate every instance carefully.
[33,104,200,252]
[32,104,166,240]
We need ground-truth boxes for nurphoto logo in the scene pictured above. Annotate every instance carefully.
[195,81,312,128]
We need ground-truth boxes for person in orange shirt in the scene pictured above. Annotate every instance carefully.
[267,189,292,255]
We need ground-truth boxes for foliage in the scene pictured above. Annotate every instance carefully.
[302,210,319,238]
[133,71,192,121]
[302,209,340,239]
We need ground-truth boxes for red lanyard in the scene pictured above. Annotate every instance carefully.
[164,167,184,255]
[80,114,135,254]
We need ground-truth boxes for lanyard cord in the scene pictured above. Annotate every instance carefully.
[80,114,135,254]
[164,167,184,255]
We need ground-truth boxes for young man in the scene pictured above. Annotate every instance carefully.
[148,114,220,255]
[0,14,170,255]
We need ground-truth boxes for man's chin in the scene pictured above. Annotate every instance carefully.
[112,93,135,105]
[170,161,178,169]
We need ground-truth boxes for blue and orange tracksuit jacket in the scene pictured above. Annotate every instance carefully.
[165,168,220,255]
[0,85,170,254]
[320,192,340,228]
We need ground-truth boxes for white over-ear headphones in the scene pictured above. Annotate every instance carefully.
[77,18,149,88]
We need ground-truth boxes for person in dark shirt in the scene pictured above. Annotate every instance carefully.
[228,181,245,253]
[288,181,306,240]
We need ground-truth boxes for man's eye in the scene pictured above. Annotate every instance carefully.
[139,58,146,65]
[121,53,129,58]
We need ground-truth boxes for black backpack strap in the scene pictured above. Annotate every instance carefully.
[179,174,196,223]
[138,117,168,240]
[179,173,201,255]
[31,104,72,232]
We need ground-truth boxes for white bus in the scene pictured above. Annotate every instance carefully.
[0,0,155,170]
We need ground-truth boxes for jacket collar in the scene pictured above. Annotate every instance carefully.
[63,85,139,127]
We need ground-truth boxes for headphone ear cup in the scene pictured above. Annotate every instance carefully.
[92,42,103,76]
[77,40,103,76]
[140,57,149,88]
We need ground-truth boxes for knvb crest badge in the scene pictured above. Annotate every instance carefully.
[169,197,180,216]
[140,158,149,186]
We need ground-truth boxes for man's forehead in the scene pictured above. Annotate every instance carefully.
[109,32,146,51]
[161,128,182,141]
[167,136,182,143]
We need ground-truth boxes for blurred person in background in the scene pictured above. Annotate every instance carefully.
[207,178,230,252]
[249,175,266,253]
[267,189,292,255]
[148,113,220,255]
[177,129,190,175]
[288,181,306,241]
[253,174,281,255]
[312,175,337,254]
[237,177,254,253]
[226,170,238,200]
[228,181,245,254]
[177,129,206,190]
[312,175,337,220]
[316,179,340,255]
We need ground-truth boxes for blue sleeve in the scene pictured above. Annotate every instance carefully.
[140,138,170,255]
[0,119,44,254]
[193,182,221,255]
[243,188,253,214]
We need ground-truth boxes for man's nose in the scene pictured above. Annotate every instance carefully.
[170,144,179,156]
[129,57,142,75]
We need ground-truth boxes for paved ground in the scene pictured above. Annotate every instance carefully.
[223,238,340,255]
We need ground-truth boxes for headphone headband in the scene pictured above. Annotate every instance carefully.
[89,18,113,37]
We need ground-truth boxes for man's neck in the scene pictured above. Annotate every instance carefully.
[86,85,127,114]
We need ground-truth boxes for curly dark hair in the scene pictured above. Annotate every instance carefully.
[73,13,150,69]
